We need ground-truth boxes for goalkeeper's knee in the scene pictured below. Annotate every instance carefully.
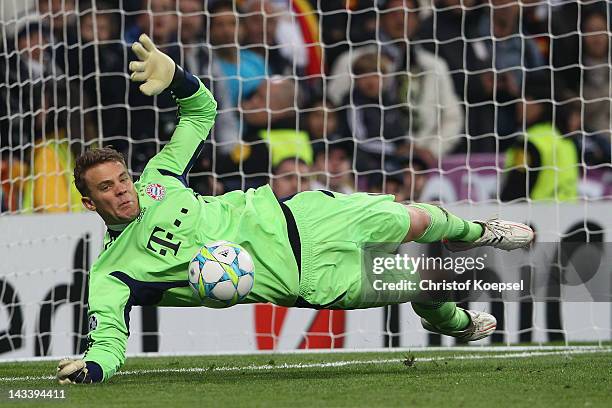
[403,204,432,242]
[405,203,480,243]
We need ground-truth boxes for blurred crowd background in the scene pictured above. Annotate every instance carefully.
[1,0,611,214]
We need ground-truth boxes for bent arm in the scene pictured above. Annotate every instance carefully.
[144,67,218,181]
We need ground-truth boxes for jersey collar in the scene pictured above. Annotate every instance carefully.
[107,222,129,240]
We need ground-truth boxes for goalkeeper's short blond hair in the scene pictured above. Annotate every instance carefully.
[74,147,128,196]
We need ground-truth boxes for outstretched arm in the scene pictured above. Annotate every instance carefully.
[56,273,131,384]
[129,34,218,184]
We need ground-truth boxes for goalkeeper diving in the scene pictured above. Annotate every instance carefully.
[56,35,534,384]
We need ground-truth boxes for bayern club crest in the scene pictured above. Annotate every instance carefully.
[146,183,166,201]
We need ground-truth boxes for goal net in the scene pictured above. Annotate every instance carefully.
[0,0,610,359]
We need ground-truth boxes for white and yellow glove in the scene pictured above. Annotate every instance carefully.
[56,359,93,384]
[129,34,176,96]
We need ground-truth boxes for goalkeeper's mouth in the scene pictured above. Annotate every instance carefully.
[114,199,140,223]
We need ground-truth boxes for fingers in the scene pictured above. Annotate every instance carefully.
[57,359,84,378]
[139,33,157,53]
[57,359,91,384]
[139,82,158,96]
[129,33,171,95]
[130,71,149,82]
[130,59,152,83]
[57,359,72,370]
[57,365,76,378]
[129,60,149,82]
[129,61,146,73]
[132,41,149,61]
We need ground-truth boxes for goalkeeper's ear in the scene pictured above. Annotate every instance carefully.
[82,196,96,212]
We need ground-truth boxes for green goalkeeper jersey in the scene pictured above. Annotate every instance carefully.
[84,80,299,381]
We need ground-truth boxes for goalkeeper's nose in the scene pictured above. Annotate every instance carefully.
[115,183,129,197]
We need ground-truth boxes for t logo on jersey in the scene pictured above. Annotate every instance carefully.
[146,226,181,256]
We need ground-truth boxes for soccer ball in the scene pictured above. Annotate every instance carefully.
[188,241,255,306]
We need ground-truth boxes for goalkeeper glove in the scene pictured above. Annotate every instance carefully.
[129,33,176,96]
[56,359,93,384]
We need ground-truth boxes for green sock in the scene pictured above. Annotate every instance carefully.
[409,203,483,243]
[412,301,470,331]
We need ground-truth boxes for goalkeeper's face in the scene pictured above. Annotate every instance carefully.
[81,161,140,225]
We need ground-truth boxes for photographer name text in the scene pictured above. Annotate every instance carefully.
[372,279,524,292]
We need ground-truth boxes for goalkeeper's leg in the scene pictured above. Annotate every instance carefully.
[283,191,532,341]
[411,301,497,342]
[404,203,533,340]
[405,203,534,250]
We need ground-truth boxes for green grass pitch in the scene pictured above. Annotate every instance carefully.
[1,347,610,407]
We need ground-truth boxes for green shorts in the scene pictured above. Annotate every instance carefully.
[282,190,413,309]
